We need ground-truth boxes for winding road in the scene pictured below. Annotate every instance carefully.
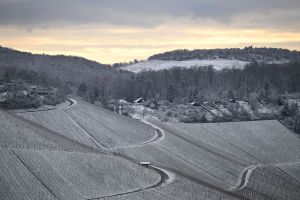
[86,161,171,200]
[13,98,255,200]
[230,166,256,191]
[12,98,77,113]
[115,118,165,150]
[16,97,293,200]
[14,98,175,199]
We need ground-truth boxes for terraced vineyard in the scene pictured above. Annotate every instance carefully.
[122,119,300,199]
[17,110,100,149]
[239,165,300,200]
[276,162,300,183]
[1,98,300,200]
[17,99,155,149]
[169,120,300,163]
[0,109,96,153]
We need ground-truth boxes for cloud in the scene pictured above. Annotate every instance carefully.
[1,0,299,63]
[1,24,299,63]
[0,0,299,30]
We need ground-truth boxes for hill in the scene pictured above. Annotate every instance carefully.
[1,96,300,199]
[120,47,300,73]
[0,100,162,200]
[17,98,156,149]
[120,59,249,73]
[0,46,119,85]
[148,47,300,62]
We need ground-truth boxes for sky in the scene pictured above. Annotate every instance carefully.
[0,0,300,64]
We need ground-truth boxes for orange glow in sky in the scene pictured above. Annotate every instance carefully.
[0,0,299,64]
[1,24,299,64]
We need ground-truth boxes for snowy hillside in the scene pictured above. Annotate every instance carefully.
[121,59,250,73]
[2,98,300,199]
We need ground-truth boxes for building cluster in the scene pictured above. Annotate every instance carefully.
[0,81,56,106]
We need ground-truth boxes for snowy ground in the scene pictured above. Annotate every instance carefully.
[2,98,300,200]
[120,59,250,73]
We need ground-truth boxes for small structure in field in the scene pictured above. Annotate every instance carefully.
[203,101,210,105]
[118,99,130,115]
[190,102,201,107]
[118,99,129,104]
[229,99,237,103]
[134,98,145,104]
[139,162,151,166]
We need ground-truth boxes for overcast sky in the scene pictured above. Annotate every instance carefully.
[0,0,299,63]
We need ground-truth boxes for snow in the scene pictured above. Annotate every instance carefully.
[242,165,300,199]
[230,165,257,190]
[124,120,300,189]
[0,149,161,200]
[0,109,88,152]
[121,59,250,73]
[0,150,57,200]
[150,165,176,186]
[276,162,300,183]
[3,94,300,199]
[267,59,290,64]
[17,98,156,150]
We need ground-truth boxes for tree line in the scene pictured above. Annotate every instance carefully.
[149,47,300,62]
[79,62,299,104]
[77,61,300,132]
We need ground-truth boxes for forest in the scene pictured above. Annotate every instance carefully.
[76,61,300,132]
[148,47,300,62]
[80,62,300,105]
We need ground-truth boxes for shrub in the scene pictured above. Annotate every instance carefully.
[280,102,299,117]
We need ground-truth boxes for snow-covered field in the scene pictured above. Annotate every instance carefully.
[192,121,300,163]
[121,59,250,73]
[122,118,300,199]
[239,165,300,200]
[0,110,94,152]
[0,149,160,200]
[277,162,300,183]
[17,98,155,149]
[1,98,300,199]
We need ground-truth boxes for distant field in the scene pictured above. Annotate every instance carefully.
[123,119,300,199]
[17,98,155,149]
[0,149,160,200]
[121,59,249,73]
[169,120,300,163]
[0,110,95,153]
[237,165,300,200]
[102,175,240,200]
[277,162,300,183]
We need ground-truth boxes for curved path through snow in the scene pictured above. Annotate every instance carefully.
[11,98,175,198]
[12,99,282,199]
[12,98,77,113]
[230,166,256,191]
[114,118,165,150]
[230,162,300,192]
[86,153,172,199]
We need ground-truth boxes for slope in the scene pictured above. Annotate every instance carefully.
[18,98,156,149]
[121,59,249,73]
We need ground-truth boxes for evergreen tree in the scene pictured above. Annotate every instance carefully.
[77,81,87,96]
[295,114,300,133]
[166,84,176,103]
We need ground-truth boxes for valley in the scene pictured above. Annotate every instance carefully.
[1,97,299,199]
